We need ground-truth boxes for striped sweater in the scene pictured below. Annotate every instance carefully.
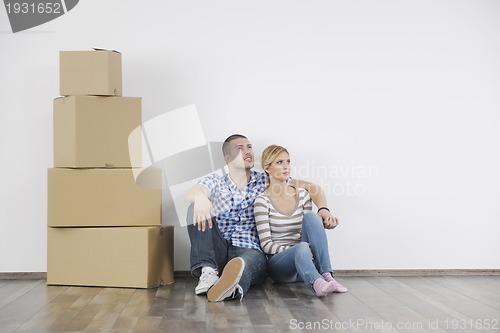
[254,187,312,255]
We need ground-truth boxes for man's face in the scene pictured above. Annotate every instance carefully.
[225,138,254,170]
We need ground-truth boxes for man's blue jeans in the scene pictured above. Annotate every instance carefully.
[186,204,267,295]
[267,212,333,287]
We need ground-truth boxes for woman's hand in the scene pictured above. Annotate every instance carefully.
[193,196,215,232]
[318,209,339,229]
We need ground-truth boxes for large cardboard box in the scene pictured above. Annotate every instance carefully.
[47,168,162,227]
[60,49,122,96]
[47,226,174,288]
[53,96,142,168]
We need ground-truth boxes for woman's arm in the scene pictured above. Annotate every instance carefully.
[289,179,327,207]
[290,179,339,229]
[254,196,290,255]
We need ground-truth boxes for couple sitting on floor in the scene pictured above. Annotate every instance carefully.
[187,134,347,302]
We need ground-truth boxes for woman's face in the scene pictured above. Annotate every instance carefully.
[266,151,290,182]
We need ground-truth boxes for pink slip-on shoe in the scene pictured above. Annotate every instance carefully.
[312,278,336,297]
[322,272,348,293]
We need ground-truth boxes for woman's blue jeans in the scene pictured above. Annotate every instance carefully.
[267,212,333,287]
[186,204,267,295]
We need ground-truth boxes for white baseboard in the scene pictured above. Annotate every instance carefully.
[0,272,47,280]
[333,269,500,277]
[173,269,500,279]
[1,269,499,280]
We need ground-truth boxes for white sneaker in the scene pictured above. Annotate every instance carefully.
[207,257,245,302]
[195,267,219,295]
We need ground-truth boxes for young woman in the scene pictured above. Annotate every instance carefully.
[254,145,347,297]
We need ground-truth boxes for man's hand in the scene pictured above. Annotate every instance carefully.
[187,184,214,232]
[318,209,339,229]
[193,196,215,232]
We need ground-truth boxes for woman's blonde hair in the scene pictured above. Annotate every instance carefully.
[261,145,289,187]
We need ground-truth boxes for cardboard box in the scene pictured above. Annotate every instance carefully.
[53,96,142,168]
[60,49,122,96]
[47,226,174,288]
[47,168,162,227]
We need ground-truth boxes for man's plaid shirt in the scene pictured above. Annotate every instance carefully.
[199,170,267,250]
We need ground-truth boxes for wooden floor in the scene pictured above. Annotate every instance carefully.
[1,276,500,333]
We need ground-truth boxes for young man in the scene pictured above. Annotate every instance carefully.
[186,134,339,302]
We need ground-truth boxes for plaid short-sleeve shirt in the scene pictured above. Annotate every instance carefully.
[198,170,267,250]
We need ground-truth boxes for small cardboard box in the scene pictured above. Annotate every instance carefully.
[60,49,122,96]
[47,226,174,288]
[53,95,142,168]
[47,168,162,227]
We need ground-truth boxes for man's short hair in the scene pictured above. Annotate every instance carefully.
[222,134,247,155]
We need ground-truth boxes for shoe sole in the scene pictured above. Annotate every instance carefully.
[195,287,209,295]
[207,257,245,302]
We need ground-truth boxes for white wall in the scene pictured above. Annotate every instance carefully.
[1,0,499,273]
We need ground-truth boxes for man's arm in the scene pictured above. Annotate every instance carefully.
[187,184,210,203]
[289,179,339,229]
[187,184,214,232]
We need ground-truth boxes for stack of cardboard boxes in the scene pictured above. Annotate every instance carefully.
[47,49,174,288]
